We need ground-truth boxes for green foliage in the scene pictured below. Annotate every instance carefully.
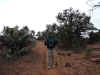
[36,23,58,40]
[37,8,96,50]
[56,7,95,49]
[0,26,36,60]
[88,30,100,44]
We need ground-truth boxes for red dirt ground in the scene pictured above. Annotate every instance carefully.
[0,41,100,75]
[0,41,48,75]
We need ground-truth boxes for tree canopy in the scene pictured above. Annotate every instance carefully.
[39,8,96,49]
[56,8,96,49]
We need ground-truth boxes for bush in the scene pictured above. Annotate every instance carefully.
[88,31,100,44]
[0,26,36,60]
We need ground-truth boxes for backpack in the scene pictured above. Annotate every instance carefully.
[47,38,56,48]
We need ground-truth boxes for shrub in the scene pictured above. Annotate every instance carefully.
[0,26,36,60]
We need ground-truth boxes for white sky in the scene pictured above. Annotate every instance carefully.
[0,0,99,32]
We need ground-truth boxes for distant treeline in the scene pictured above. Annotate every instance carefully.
[36,7,99,50]
[0,7,100,60]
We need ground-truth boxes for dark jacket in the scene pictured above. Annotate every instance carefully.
[45,37,57,49]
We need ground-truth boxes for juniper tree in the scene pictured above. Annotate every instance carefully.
[0,26,36,60]
[56,8,95,49]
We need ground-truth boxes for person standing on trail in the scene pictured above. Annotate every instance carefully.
[44,35,57,69]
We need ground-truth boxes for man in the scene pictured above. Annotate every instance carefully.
[45,35,57,69]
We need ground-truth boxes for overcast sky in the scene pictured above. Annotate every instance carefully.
[0,0,99,32]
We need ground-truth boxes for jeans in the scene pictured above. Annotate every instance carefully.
[48,49,54,68]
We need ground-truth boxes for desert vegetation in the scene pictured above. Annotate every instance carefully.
[0,7,100,75]
[36,8,97,51]
[0,26,36,60]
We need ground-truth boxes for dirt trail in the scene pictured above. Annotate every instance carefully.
[0,40,62,75]
[0,41,100,75]
[33,41,61,75]
[32,41,48,66]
